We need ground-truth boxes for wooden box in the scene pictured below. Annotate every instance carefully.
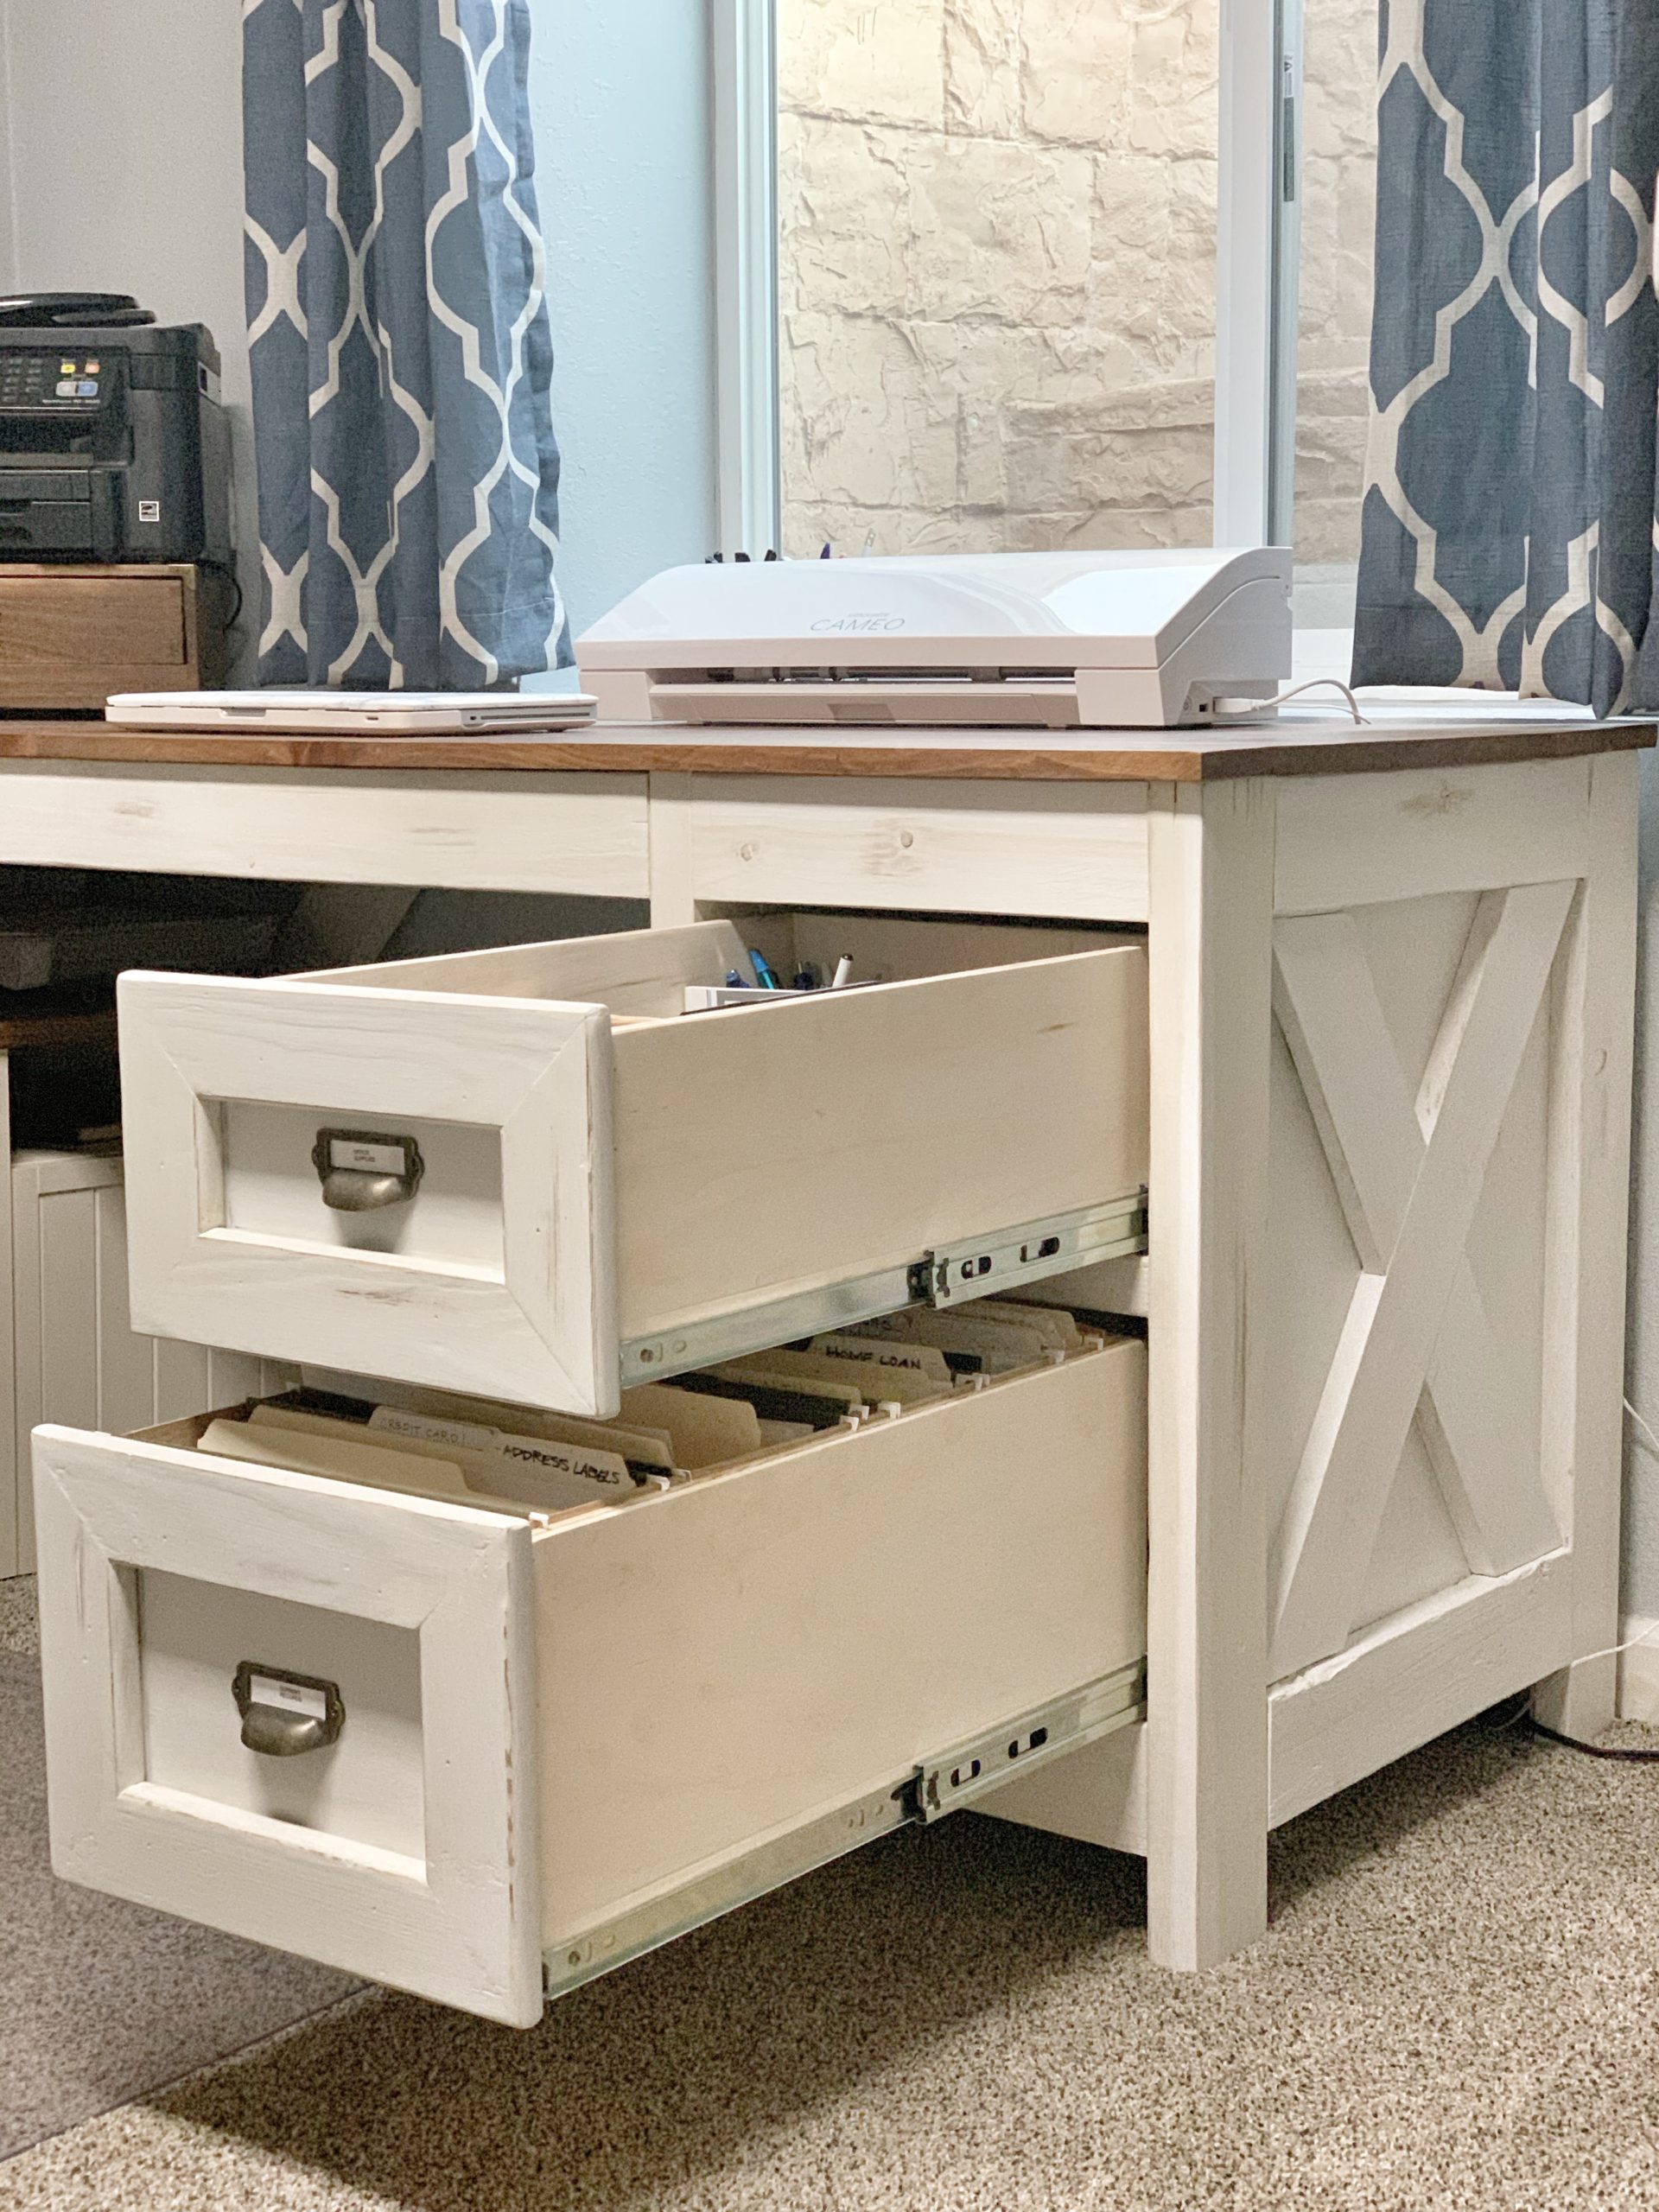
[0,563,229,709]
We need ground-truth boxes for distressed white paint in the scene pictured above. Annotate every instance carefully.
[35,1423,544,2025]
[0,765,650,897]
[118,974,618,1415]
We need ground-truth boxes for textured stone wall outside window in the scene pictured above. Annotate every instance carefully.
[777,0,1376,568]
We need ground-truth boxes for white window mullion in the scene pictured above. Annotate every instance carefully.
[1215,0,1301,549]
[712,0,781,559]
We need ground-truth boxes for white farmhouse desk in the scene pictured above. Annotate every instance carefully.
[17,706,1653,1999]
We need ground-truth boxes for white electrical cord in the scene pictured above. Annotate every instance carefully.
[1212,677,1370,727]
[1550,1397,1659,1678]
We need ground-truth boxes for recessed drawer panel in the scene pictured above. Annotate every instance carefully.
[35,1336,1147,2024]
[118,913,1149,1416]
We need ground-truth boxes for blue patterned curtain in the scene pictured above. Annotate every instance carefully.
[1353,0,1659,714]
[242,0,569,688]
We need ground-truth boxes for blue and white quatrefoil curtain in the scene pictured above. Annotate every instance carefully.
[1353,0,1659,713]
[243,0,570,688]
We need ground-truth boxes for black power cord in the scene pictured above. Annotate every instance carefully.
[1478,1694,1659,1763]
[1529,1718,1659,1764]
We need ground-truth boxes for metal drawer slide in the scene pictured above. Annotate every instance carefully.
[543,1656,1146,2004]
[622,1191,1148,1387]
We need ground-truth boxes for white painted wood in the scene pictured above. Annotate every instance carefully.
[8,1149,273,1570]
[685,779,1152,923]
[1014,1253,1149,1320]
[1535,751,1640,1734]
[18,728,1644,1998]
[1143,777,1275,1969]
[975,1718,1147,1856]
[646,772,698,928]
[118,974,618,1415]
[1274,758,1592,916]
[138,1567,427,1860]
[219,1103,504,1270]
[531,1339,1146,1945]
[1615,1613,1659,1721]
[1268,1552,1573,1827]
[611,945,1148,1338]
[1269,904,1563,1651]
[34,1421,543,2024]
[1268,882,1574,1680]
[35,1338,1143,2013]
[0,762,650,897]
[120,925,1148,1404]
[316,915,1131,1009]
[316,919,753,1017]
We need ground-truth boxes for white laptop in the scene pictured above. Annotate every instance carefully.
[105,689,601,735]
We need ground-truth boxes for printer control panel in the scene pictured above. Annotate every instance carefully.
[0,349,107,414]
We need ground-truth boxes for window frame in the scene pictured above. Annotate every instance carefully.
[715,0,1305,558]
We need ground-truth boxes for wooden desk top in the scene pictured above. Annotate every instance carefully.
[0,706,1650,783]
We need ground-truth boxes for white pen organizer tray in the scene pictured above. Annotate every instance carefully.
[116,911,1149,1416]
[35,1302,1147,2024]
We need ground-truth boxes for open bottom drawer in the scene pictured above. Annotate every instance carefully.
[35,1335,1146,2025]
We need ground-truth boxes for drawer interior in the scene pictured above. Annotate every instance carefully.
[36,1294,1147,2023]
[309,907,1140,1009]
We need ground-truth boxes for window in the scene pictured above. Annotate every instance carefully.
[716,0,1381,639]
[775,0,1218,561]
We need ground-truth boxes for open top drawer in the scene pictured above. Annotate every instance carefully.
[36,1332,1147,2024]
[118,912,1148,1414]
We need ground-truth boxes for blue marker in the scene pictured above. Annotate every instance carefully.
[748,948,780,989]
[725,969,746,988]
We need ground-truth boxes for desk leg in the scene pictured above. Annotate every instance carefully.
[649,772,697,928]
[1144,780,1275,1969]
[1535,752,1638,1735]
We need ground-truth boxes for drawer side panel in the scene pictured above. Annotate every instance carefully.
[613,945,1149,1337]
[531,1338,1147,1946]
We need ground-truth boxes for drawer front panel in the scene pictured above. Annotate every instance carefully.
[137,1567,426,1859]
[118,972,617,1414]
[34,1424,543,2025]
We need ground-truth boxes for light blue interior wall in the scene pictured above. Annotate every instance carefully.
[528,0,718,648]
[0,0,715,670]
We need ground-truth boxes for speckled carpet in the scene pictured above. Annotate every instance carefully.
[5,1564,1659,2209]
[0,1614,356,2163]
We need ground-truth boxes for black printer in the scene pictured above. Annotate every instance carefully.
[0,293,231,566]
